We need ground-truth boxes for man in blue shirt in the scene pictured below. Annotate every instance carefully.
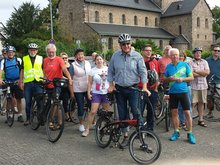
[206,45,220,118]
[108,33,150,148]
[164,48,196,144]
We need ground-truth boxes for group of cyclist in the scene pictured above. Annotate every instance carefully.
[1,33,220,147]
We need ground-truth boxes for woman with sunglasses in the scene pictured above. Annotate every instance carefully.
[60,52,72,121]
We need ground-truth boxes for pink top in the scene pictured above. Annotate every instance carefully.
[188,59,210,90]
[158,56,171,80]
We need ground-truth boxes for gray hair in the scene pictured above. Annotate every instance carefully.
[46,44,57,52]
[168,48,179,56]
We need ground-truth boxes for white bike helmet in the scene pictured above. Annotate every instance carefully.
[28,43,38,49]
[118,33,131,43]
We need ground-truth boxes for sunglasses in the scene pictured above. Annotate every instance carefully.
[121,42,130,46]
[62,57,68,59]
[213,50,220,52]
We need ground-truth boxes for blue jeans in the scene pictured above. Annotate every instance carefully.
[115,85,143,132]
[140,89,158,131]
[74,92,91,120]
[178,86,192,124]
[24,82,43,120]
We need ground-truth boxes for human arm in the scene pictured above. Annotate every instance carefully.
[87,75,93,100]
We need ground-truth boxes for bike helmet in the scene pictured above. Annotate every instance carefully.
[118,33,131,43]
[6,46,16,52]
[147,70,158,86]
[1,47,6,53]
[193,47,203,53]
[28,43,38,49]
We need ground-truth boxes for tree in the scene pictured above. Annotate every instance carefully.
[4,2,43,44]
[212,6,220,38]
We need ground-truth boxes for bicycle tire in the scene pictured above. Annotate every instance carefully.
[154,92,164,119]
[129,130,161,164]
[30,98,41,130]
[46,103,65,143]
[94,117,112,148]
[6,98,14,127]
[68,99,78,124]
[165,104,171,132]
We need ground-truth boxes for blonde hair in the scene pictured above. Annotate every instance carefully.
[60,52,68,57]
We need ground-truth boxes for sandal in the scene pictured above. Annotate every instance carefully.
[82,129,89,137]
[181,123,188,131]
[65,117,71,122]
[198,120,207,127]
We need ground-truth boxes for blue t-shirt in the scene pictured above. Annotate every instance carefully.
[206,56,220,84]
[164,61,192,94]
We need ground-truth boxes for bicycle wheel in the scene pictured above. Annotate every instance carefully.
[165,104,171,132]
[30,98,41,130]
[129,130,161,164]
[46,103,65,143]
[94,117,112,148]
[154,92,164,119]
[6,98,14,127]
[68,98,78,124]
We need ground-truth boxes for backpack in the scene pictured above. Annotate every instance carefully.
[3,57,21,81]
[145,58,159,86]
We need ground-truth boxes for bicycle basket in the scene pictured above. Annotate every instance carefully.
[53,78,68,88]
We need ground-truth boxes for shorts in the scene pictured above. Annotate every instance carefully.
[91,93,110,103]
[192,89,207,103]
[169,93,190,110]
[11,85,24,99]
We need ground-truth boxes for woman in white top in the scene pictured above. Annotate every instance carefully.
[82,55,110,137]
[69,49,91,132]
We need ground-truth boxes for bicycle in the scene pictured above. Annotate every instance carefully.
[94,88,161,164]
[156,85,171,132]
[0,86,7,115]
[30,77,67,143]
[2,81,18,127]
[204,75,220,122]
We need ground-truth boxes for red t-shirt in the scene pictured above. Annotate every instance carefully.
[43,56,65,88]
[138,58,160,89]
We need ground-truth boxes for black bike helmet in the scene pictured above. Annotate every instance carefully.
[148,70,158,86]
[118,33,131,43]
[28,43,38,49]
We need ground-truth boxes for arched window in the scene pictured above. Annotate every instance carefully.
[179,25,182,34]
[122,14,126,24]
[197,17,200,27]
[205,18,209,28]
[95,11,99,22]
[145,17,148,26]
[109,13,113,23]
[134,16,138,25]
[108,38,113,49]
[155,17,158,27]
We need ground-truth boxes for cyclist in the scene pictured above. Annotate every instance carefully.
[164,48,196,144]
[108,33,151,148]
[0,46,24,122]
[138,44,160,131]
[19,43,44,126]
[206,45,220,118]
[43,44,72,129]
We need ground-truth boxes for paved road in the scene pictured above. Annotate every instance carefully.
[0,111,220,165]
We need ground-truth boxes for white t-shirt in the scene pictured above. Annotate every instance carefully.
[89,66,109,94]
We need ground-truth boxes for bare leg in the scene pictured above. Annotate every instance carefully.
[171,109,179,130]
[184,110,192,132]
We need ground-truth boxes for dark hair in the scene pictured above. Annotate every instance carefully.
[74,48,84,56]
[141,44,152,51]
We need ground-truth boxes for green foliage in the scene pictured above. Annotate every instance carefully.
[184,50,193,58]
[132,39,163,55]
[212,6,220,38]
[201,50,212,59]
[104,49,114,61]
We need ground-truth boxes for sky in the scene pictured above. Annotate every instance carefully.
[0,0,220,25]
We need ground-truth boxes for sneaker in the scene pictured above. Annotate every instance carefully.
[170,131,180,141]
[17,115,24,123]
[206,112,214,118]
[119,137,129,149]
[187,133,196,144]
[82,129,89,137]
[24,120,30,126]
[14,107,18,113]
[79,124,85,132]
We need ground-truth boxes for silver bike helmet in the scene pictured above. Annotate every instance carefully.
[28,43,38,49]
[118,33,131,43]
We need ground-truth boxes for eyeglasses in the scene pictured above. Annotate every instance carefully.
[213,50,220,52]
[62,57,68,59]
[121,43,130,46]
[144,50,151,52]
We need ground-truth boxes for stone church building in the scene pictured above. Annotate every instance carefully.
[57,0,213,51]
